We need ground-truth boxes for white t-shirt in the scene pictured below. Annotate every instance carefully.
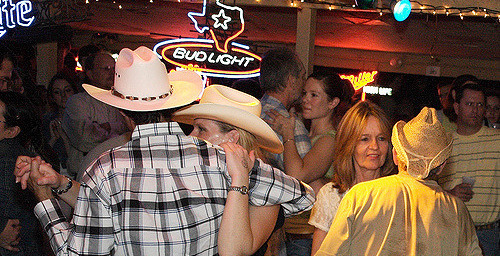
[308,182,346,232]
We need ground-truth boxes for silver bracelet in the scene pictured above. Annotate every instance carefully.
[51,176,73,195]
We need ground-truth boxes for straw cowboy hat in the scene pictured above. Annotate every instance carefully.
[392,107,452,179]
[173,85,284,154]
[83,46,203,111]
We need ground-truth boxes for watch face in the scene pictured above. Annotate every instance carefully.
[240,186,248,194]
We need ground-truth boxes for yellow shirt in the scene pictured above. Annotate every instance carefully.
[436,109,457,136]
[316,172,481,256]
[437,126,500,225]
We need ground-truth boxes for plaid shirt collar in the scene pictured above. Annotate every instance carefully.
[261,93,290,117]
[131,122,185,140]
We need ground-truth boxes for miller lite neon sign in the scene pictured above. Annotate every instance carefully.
[0,0,35,38]
[153,0,260,79]
[340,71,378,90]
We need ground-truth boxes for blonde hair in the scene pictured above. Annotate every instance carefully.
[215,120,265,160]
[332,101,395,193]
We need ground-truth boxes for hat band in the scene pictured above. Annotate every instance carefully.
[111,87,173,102]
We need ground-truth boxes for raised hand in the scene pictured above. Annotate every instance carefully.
[14,155,32,190]
[448,183,474,202]
[0,219,21,252]
[220,142,255,185]
[15,156,62,201]
[266,109,295,140]
[49,118,62,141]
[26,157,55,202]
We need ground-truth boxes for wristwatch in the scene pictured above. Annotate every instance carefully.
[228,185,249,195]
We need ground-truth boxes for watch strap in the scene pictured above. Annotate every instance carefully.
[51,176,73,195]
[228,185,249,195]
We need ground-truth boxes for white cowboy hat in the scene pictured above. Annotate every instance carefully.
[172,84,284,154]
[83,46,203,111]
[392,107,452,179]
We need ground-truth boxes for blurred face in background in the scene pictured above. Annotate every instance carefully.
[438,84,452,110]
[88,53,115,90]
[353,116,389,175]
[0,59,14,92]
[52,79,75,109]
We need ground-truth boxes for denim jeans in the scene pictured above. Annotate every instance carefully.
[285,238,312,256]
[476,226,499,256]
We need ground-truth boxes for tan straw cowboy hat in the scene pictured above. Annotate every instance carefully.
[83,46,203,111]
[392,107,452,179]
[172,84,284,154]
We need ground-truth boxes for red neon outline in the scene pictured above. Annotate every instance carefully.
[160,43,259,75]
[232,47,262,61]
[210,23,245,53]
[163,43,213,51]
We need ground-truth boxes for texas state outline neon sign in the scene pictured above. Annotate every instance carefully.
[0,0,35,38]
[153,0,260,79]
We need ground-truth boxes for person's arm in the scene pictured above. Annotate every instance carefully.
[15,156,80,208]
[32,162,116,255]
[0,219,21,252]
[311,228,328,256]
[266,110,334,183]
[218,142,280,255]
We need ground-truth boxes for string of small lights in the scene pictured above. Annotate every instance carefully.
[82,0,500,22]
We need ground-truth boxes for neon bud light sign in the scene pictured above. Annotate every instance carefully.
[0,0,35,38]
[153,0,261,79]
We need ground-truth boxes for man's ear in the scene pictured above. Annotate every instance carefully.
[4,126,20,139]
[392,148,399,166]
[226,130,240,144]
[454,102,459,116]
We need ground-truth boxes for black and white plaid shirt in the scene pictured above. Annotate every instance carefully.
[35,122,315,255]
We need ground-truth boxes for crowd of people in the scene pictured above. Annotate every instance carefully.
[0,44,498,256]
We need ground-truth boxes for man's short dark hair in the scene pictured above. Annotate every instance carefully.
[259,47,302,93]
[120,108,177,125]
[451,74,479,88]
[454,82,485,104]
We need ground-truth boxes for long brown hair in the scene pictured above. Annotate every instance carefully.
[332,101,395,193]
